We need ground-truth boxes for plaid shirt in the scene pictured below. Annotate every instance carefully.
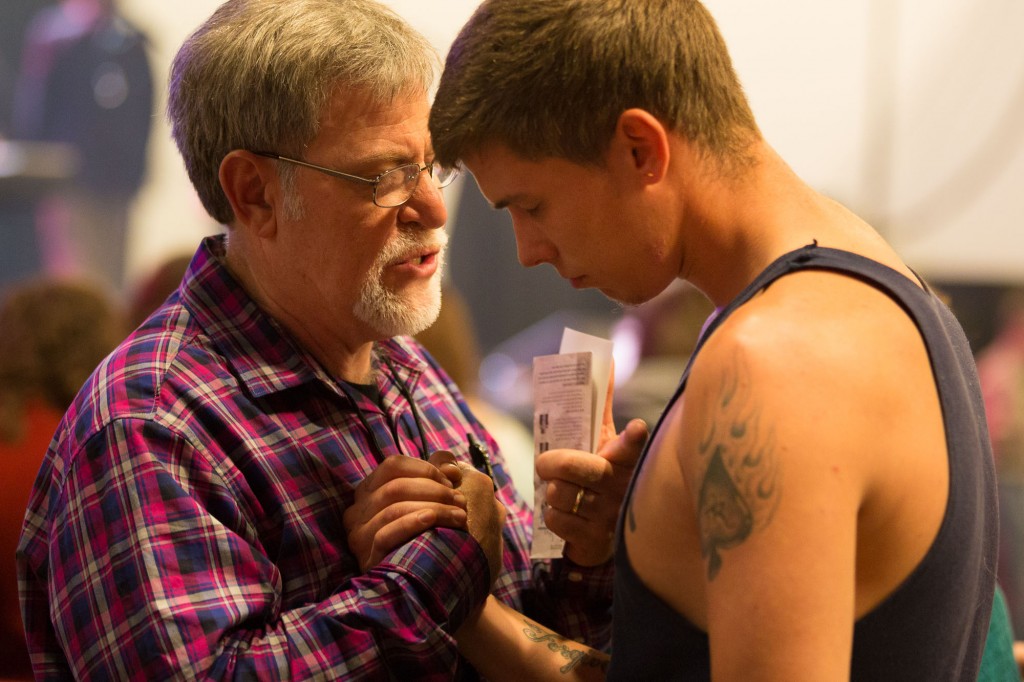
[17,236,612,680]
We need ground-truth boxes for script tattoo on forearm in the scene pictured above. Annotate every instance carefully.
[521,619,609,674]
[697,353,781,581]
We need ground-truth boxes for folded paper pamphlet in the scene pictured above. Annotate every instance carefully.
[530,328,613,559]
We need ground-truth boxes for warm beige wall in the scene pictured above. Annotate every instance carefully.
[709,0,1024,283]
[118,0,222,285]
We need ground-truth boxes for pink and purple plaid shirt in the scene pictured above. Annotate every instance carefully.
[17,236,612,680]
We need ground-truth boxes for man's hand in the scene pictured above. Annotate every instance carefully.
[343,453,469,572]
[537,371,649,566]
[454,456,507,588]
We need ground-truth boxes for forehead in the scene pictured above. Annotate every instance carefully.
[314,85,432,162]
[464,144,596,208]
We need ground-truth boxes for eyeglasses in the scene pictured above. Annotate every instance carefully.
[253,151,459,208]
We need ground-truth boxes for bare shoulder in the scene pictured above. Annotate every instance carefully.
[679,268,939,581]
[691,268,929,410]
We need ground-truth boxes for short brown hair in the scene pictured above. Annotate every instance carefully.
[431,0,759,168]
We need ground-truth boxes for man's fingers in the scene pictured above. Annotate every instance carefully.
[361,455,455,496]
[344,477,467,536]
[428,450,464,487]
[545,479,598,516]
[357,502,470,570]
[599,418,649,466]
[537,419,648,485]
[346,453,495,573]
[456,466,505,585]
[427,449,457,468]
[373,476,467,511]
[535,449,608,488]
[542,505,614,567]
[625,418,650,445]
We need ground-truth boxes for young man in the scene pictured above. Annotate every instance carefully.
[430,0,998,678]
[16,0,645,677]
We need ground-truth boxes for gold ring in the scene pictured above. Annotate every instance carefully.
[571,486,586,515]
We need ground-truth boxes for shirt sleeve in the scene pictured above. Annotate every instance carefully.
[30,418,490,680]
[527,556,614,649]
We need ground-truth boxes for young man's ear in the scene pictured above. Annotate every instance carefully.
[612,108,670,184]
[219,150,279,236]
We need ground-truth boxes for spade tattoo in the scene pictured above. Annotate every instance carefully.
[696,355,780,581]
[699,448,753,580]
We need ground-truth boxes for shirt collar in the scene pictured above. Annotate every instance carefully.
[179,235,428,398]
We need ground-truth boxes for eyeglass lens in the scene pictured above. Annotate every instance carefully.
[375,162,459,207]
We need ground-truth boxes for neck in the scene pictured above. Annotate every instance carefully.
[221,233,376,383]
[674,141,875,306]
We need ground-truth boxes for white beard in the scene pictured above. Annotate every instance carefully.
[353,230,447,338]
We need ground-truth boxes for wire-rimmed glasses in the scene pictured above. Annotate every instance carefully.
[252,151,459,208]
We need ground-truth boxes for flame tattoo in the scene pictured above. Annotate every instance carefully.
[697,354,781,580]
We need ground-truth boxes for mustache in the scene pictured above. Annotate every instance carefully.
[380,230,448,265]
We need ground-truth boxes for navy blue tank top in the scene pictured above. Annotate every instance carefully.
[609,245,997,680]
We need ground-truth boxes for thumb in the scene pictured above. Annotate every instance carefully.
[599,418,649,466]
[428,449,461,487]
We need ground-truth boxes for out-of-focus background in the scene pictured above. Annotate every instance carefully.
[2,0,1021,335]
[2,0,1020,363]
[1,1,1023,676]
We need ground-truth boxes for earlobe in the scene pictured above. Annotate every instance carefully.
[615,108,670,184]
[219,150,278,236]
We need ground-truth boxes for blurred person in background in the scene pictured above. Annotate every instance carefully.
[125,252,192,330]
[11,0,153,294]
[978,288,1024,657]
[0,0,49,137]
[0,278,125,680]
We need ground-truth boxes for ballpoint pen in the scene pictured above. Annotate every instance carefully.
[467,432,498,490]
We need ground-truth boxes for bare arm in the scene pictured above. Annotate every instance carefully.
[456,596,609,682]
[686,342,862,679]
[676,281,922,680]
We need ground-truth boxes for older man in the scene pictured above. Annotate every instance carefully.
[430,0,998,679]
[16,1,644,678]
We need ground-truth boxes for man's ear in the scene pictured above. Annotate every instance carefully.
[219,150,279,236]
[611,108,670,184]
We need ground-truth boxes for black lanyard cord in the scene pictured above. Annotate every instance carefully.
[340,355,431,461]
[382,355,431,459]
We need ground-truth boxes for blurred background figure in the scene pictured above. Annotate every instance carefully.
[0,278,125,680]
[0,1,49,137]
[0,0,64,292]
[10,0,153,295]
[125,252,191,331]
[416,283,535,505]
[977,288,1024,638]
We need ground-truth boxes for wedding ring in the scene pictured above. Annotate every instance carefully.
[571,486,586,515]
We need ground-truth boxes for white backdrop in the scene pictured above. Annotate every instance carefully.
[119,0,1024,286]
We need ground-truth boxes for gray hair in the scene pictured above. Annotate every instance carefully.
[431,0,760,169]
[168,0,438,224]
